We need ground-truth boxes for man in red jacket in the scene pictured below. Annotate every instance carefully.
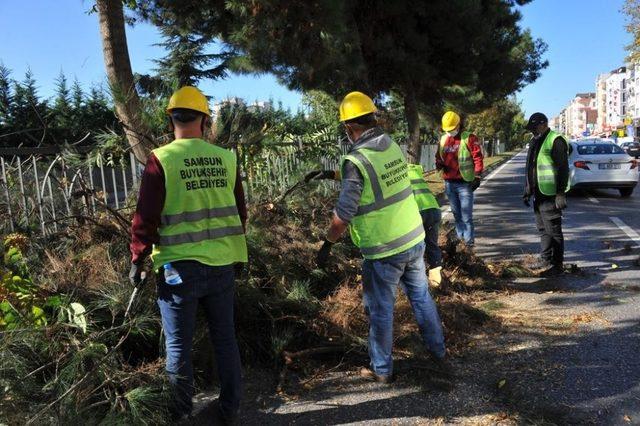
[435,111,484,247]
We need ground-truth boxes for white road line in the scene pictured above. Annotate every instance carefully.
[587,195,600,204]
[609,216,640,245]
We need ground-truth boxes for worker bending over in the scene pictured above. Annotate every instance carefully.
[315,91,447,382]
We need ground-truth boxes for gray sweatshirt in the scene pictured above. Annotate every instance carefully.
[335,127,393,223]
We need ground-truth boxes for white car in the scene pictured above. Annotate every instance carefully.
[569,139,639,197]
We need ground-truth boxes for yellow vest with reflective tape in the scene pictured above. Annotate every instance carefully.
[439,132,475,182]
[151,138,247,271]
[341,141,425,260]
[537,130,570,196]
[407,164,439,211]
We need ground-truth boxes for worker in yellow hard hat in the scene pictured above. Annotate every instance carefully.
[130,86,247,422]
[312,91,448,382]
[436,110,484,248]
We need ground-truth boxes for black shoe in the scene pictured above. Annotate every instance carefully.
[426,351,454,377]
[211,401,238,426]
[359,367,395,384]
[539,265,563,277]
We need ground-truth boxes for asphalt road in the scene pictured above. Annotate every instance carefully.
[192,151,640,425]
[472,150,640,424]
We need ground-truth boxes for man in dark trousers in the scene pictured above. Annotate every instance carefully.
[130,86,247,423]
[522,112,569,276]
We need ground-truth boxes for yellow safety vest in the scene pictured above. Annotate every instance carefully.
[439,132,475,182]
[341,140,424,260]
[407,164,439,211]
[151,138,248,271]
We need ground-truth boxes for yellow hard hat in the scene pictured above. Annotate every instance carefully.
[339,91,377,122]
[441,111,461,132]
[167,86,210,116]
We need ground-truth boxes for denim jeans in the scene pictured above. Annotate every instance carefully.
[157,261,242,418]
[444,180,475,245]
[420,208,443,268]
[362,242,446,377]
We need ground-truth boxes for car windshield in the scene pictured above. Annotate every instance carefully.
[577,144,625,155]
[626,143,640,148]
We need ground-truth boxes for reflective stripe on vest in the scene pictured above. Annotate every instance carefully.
[439,132,475,182]
[151,138,248,270]
[342,139,425,260]
[347,150,415,216]
[407,164,439,211]
[536,130,570,196]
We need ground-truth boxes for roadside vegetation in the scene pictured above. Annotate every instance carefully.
[0,0,577,423]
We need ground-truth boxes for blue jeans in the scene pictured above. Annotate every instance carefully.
[362,242,446,377]
[157,261,242,418]
[420,208,443,268]
[444,180,475,245]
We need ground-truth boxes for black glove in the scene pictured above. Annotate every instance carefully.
[304,170,335,183]
[129,262,143,287]
[555,194,567,210]
[234,262,244,278]
[471,177,481,191]
[316,239,334,268]
[523,195,531,207]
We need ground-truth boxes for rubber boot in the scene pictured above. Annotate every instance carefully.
[428,266,442,288]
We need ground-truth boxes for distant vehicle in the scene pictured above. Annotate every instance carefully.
[615,136,635,146]
[620,141,640,158]
[569,139,638,198]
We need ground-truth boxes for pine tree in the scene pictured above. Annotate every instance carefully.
[11,69,48,146]
[154,27,232,86]
[0,63,13,133]
[133,0,548,162]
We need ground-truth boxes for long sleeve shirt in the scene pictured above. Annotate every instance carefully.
[130,153,248,264]
[435,132,484,181]
[334,127,391,223]
[524,128,569,201]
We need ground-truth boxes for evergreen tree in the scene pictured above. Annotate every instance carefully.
[0,63,13,132]
[11,69,49,146]
[154,27,232,86]
[51,71,74,142]
[134,0,548,162]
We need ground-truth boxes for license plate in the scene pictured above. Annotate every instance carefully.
[599,163,621,170]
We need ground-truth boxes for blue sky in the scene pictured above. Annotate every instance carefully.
[0,0,632,118]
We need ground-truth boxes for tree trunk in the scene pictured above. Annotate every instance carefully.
[96,0,154,164]
[404,91,421,164]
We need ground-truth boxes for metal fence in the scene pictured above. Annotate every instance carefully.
[0,138,506,235]
[0,147,140,235]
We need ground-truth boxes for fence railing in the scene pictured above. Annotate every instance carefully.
[0,138,505,235]
[0,147,140,235]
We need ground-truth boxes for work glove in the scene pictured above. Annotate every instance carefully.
[304,170,336,183]
[316,239,334,269]
[471,177,481,191]
[523,195,531,207]
[555,194,567,210]
[234,262,244,279]
[129,262,143,287]
[428,266,443,288]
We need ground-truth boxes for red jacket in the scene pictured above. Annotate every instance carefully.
[435,132,484,180]
[130,153,248,264]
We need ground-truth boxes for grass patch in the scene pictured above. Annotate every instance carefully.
[480,300,507,313]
